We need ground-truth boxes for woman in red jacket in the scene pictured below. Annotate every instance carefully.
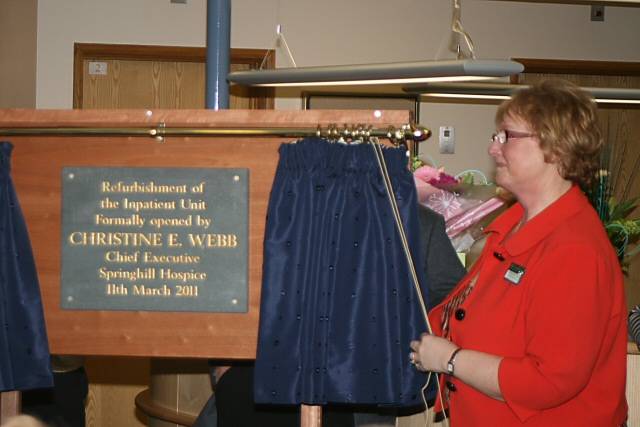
[409,80,628,426]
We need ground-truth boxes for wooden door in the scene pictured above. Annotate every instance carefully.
[74,43,274,110]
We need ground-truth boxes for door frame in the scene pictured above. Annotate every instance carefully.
[73,43,275,109]
[511,58,640,78]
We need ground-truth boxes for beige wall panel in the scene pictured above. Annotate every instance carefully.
[0,0,37,108]
[35,1,640,109]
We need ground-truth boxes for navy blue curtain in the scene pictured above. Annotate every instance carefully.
[0,141,53,392]
[255,137,430,407]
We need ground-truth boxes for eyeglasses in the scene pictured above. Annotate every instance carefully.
[491,129,536,145]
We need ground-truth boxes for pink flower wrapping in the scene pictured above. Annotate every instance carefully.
[445,197,505,238]
[413,165,506,240]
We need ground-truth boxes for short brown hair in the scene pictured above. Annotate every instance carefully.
[495,79,603,189]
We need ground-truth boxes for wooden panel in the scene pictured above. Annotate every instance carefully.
[82,59,206,109]
[300,405,322,427]
[0,109,405,128]
[516,72,640,89]
[0,109,411,359]
[512,59,640,77]
[229,63,259,109]
[85,357,149,427]
[517,71,640,309]
[13,135,273,359]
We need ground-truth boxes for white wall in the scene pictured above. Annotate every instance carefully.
[35,0,640,176]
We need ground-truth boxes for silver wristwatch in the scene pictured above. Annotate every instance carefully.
[446,348,463,376]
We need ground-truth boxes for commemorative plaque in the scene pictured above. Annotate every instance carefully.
[60,167,248,312]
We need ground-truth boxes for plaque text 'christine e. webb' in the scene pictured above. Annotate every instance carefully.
[61,168,248,312]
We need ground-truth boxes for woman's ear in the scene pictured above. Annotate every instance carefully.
[551,158,566,179]
[544,153,558,164]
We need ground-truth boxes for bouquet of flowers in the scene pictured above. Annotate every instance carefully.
[413,161,510,253]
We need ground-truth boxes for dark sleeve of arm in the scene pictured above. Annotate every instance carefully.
[418,206,467,309]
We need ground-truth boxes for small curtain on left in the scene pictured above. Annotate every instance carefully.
[0,142,52,392]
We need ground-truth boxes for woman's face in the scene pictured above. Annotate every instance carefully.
[488,114,557,197]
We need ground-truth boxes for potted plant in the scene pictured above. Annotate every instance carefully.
[587,168,640,348]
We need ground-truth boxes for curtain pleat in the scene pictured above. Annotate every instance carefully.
[0,142,52,392]
[255,137,430,406]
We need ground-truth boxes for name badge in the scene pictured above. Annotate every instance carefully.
[504,263,525,285]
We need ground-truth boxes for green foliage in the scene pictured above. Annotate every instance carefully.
[588,170,640,274]
[411,155,425,172]
[458,173,476,185]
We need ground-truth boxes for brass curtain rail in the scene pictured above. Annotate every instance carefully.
[0,123,431,144]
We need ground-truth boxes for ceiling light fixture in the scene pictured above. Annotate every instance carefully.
[228,1,525,88]
[405,82,640,104]
[227,59,525,87]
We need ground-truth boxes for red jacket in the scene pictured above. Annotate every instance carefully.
[428,185,628,426]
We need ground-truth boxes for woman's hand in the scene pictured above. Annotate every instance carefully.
[409,333,458,373]
[410,334,505,400]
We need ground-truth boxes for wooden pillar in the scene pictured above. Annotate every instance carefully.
[134,359,211,427]
[0,391,21,423]
[301,404,322,427]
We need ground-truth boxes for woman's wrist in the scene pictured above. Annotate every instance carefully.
[445,347,463,376]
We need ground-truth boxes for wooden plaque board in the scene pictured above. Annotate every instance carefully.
[0,109,410,359]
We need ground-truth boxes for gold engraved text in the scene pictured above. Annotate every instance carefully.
[69,232,163,247]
